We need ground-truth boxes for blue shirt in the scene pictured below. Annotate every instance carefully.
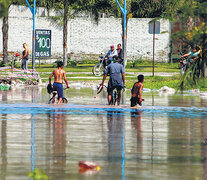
[104,62,125,75]
[104,63,125,88]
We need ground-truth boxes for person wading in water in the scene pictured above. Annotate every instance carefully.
[49,61,70,104]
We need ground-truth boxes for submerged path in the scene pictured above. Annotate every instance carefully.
[0,103,206,119]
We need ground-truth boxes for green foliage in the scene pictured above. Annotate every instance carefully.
[67,59,78,67]
[28,169,50,180]
[81,58,95,64]
[131,0,168,18]
[162,0,207,82]
[8,58,18,68]
[0,0,26,17]
[0,0,8,17]
[179,60,202,90]
[38,0,96,18]
[0,61,6,67]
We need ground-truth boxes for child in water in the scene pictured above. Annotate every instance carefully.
[130,74,144,107]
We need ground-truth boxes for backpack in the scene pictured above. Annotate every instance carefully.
[47,84,53,94]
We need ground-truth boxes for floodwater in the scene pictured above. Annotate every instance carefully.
[0,87,207,180]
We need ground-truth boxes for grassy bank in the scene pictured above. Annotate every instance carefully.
[8,61,207,91]
[40,74,207,91]
[128,76,207,91]
[126,76,181,90]
[24,60,180,73]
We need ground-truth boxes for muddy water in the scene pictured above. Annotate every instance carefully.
[0,87,207,180]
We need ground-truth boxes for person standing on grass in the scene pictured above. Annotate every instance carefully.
[19,43,29,70]
[49,61,70,104]
[130,74,144,107]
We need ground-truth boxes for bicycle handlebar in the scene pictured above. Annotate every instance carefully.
[63,87,70,90]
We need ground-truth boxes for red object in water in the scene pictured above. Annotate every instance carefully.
[15,53,20,57]
[78,161,100,175]
[79,161,99,170]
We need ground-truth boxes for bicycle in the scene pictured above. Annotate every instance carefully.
[48,88,68,104]
[110,86,125,106]
[179,56,189,74]
[97,84,124,106]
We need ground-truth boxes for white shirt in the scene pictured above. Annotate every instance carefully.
[105,49,118,58]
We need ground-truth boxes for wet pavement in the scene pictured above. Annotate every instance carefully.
[0,87,207,180]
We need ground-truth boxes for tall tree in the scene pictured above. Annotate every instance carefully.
[163,0,207,77]
[1,0,10,65]
[92,0,131,65]
[38,0,95,66]
[1,0,23,65]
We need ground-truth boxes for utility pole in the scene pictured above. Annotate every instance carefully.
[25,0,36,70]
[115,0,127,67]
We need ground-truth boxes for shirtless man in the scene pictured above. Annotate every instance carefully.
[130,74,144,107]
[49,61,69,104]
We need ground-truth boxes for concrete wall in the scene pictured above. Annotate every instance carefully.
[0,5,171,62]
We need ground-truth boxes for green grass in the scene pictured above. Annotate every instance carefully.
[10,62,207,91]
[126,76,181,90]
[24,61,180,73]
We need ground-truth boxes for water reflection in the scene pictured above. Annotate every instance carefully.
[30,115,35,180]
[201,116,207,179]
[44,110,67,179]
[107,110,125,180]
[1,87,207,179]
[52,111,66,177]
[1,115,7,180]
[131,110,143,157]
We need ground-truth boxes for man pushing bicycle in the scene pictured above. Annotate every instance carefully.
[49,61,70,104]
[99,57,125,105]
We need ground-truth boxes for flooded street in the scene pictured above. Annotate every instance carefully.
[0,87,207,179]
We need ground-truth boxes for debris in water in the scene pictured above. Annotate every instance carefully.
[159,86,175,94]
[202,138,207,145]
[78,161,100,175]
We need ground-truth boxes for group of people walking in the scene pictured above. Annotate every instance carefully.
[20,43,202,107]
[48,44,144,107]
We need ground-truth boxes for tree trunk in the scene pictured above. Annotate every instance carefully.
[63,0,68,66]
[2,16,8,65]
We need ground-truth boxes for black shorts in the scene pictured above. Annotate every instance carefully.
[130,97,142,107]
[107,85,123,95]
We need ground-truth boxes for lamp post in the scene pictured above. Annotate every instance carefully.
[115,0,127,67]
[25,0,36,70]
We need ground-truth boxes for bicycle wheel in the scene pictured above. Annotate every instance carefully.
[180,67,185,74]
[92,64,104,76]
[48,97,55,104]
[62,97,68,104]
[113,91,117,105]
